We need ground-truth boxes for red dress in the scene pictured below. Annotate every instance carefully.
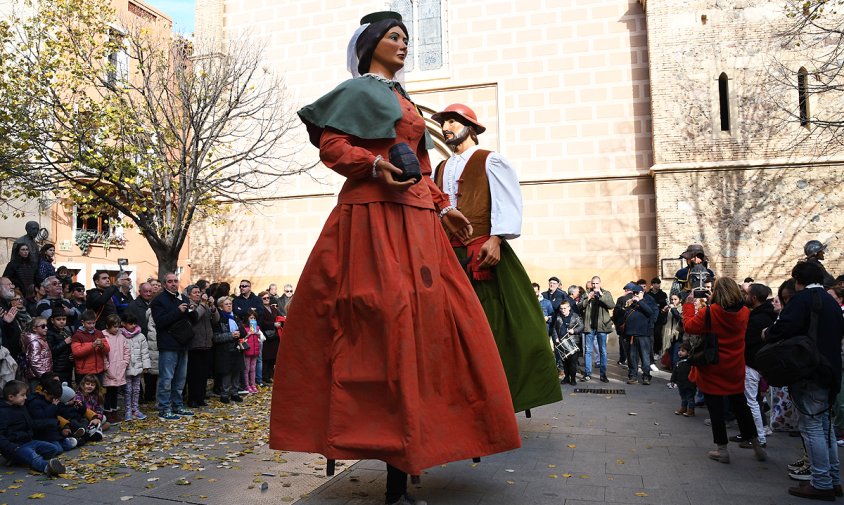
[269,89,522,474]
[683,303,750,395]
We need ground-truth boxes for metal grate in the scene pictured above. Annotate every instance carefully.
[573,388,626,395]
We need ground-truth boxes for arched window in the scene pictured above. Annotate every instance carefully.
[718,73,730,132]
[390,0,445,73]
[798,67,810,126]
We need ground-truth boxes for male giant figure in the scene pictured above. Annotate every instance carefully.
[432,104,561,413]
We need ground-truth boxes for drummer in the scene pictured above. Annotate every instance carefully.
[552,300,584,386]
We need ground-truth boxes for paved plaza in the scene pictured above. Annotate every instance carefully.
[0,355,826,505]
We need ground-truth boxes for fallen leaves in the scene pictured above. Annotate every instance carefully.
[635,491,649,497]
[27,493,46,499]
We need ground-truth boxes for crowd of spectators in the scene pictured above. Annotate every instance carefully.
[535,240,844,502]
[0,247,295,476]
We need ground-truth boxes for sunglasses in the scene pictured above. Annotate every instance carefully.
[262,296,270,300]
[35,324,47,329]
[240,285,250,288]
[284,290,293,293]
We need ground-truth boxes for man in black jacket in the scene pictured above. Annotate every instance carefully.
[151,273,196,422]
[738,283,776,448]
[623,285,654,385]
[765,261,844,501]
[542,277,566,334]
[86,271,117,330]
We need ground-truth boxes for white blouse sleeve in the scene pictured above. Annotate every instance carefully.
[486,152,523,239]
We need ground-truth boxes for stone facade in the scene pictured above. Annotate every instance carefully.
[646,0,844,284]
[191,0,658,291]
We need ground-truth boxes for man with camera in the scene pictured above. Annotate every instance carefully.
[621,284,655,385]
[150,273,197,422]
[430,103,561,413]
[579,276,614,382]
[764,261,844,501]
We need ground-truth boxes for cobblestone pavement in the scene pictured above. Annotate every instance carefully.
[0,353,825,505]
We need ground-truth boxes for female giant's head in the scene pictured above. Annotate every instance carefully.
[350,11,408,77]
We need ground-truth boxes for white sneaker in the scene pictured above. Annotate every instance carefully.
[764,426,773,437]
[650,364,659,372]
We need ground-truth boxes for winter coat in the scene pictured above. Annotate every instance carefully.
[26,391,63,442]
[145,308,159,375]
[46,326,74,376]
[125,298,152,337]
[622,299,654,337]
[579,289,615,333]
[36,258,56,286]
[671,357,695,390]
[3,252,36,297]
[86,286,118,330]
[72,392,104,421]
[0,400,56,459]
[683,302,750,396]
[213,313,245,375]
[232,293,263,321]
[551,312,584,343]
[71,328,110,375]
[258,304,281,359]
[765,286,844,393]
[0,346,17,388]
[22,332,52,379]
[150,290,196,351]
[102,329,129,387]
[243,322,262,358]
[744,300,776,370]
[278,294,293,317]
[121,327,151,377]
[189,303,217,350]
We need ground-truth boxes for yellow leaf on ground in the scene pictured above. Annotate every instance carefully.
[579,475,590,479]
[506,480,515,485]
[547,464,556,468]
[27,493,46,499]
[562,473,572,478]
[616,459,625,464]
[548,474,558,479]
[567,444,576,448]
[635,492,648,497]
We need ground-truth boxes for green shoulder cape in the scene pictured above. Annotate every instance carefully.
[298,76,433,149]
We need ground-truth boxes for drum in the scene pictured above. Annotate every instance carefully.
[555,333,579,360]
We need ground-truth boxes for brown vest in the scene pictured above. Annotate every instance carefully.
[434,150,492,241]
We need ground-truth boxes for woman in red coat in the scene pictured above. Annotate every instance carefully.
[683,277,766,464]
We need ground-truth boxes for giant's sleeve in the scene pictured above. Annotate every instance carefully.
[319,129,376,180]
[486,152,523,239]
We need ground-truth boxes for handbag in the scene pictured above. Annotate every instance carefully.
[169,318,194,346]
[388,142,422,183]
[754,291,822,387]
[687,307,718,366]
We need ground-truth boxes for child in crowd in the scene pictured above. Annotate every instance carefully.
[71,310,110,386]
[102,315,129,424]
[121,313,150,421]
[74,374,107,439]
[0,380,66,476]
[46,309,74,387]
[242,309,262,394]
[22,317,53,390]
[672,342,696,417]
[27,375,79,452]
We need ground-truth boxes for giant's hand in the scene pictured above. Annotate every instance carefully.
[378,160,416,191]
[441,209,473,244]
[477,236,501,268]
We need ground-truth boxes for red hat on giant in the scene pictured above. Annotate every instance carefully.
[431,104,486,134]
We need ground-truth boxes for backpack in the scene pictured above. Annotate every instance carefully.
[754,291,822,387]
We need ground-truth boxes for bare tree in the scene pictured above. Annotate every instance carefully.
[0,0,315,277]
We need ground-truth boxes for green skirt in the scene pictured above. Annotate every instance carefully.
[454,241,562,412]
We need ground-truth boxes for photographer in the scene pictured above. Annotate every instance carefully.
[150,273,197,421]
[578,276,614,382]
[186,285,218,409]
[622,285,654,385]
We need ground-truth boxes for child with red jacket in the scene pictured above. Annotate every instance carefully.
[70,310,110,385]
